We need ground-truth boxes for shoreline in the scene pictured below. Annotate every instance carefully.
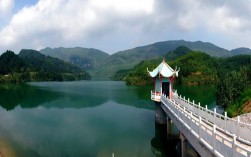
[0,131,16,157]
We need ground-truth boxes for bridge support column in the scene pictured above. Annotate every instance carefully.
[167,118,172,135]
[155,102,167,124]
[180,133,187,157]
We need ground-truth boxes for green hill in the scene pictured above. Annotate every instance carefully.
[39,40,251,79]
[230,48,251,55]
[123,47,251,86]
[95,40,230,79]
[40,47,109,74]
[124,49,219,85]
[0,50,91,83]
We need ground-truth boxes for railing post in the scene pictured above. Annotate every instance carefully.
[213,125,216,154]
[190,111,192,130]
[192,100,195,111]
[214,108,216,124]
[178,103,180,117]
[188,98,190,105]
[198,103,201,116]
[236,116,240,138]
[199,116,201,140]
[232,134,236,157]
[224,112,227,131]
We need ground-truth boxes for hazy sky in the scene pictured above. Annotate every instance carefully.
[0,0,251,54]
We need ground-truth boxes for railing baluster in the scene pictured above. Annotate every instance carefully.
[237,116,240,138]
[232,135,236,157]
[199,116,201,140]
[213,125,216,154]
[160,92,251,157]
[214,108,216,124]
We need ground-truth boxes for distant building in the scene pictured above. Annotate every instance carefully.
[147,60,179,102]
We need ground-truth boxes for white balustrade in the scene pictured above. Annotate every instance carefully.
[160,93,251,157]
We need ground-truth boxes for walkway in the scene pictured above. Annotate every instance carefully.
[153,91,251,157]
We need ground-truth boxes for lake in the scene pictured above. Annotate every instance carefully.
[0,81,216,157]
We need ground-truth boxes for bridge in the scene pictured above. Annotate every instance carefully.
[147,60,251,157]
[151,91,251,157]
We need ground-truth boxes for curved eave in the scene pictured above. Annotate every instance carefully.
[147,61,179,78]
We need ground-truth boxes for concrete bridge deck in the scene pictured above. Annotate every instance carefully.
[152,91,251,157]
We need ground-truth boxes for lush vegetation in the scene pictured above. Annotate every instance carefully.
[121,47,219,86]
[95,40,233,79]
[117,46,251,117]
[216,55,251,117]
[124,59,162,85]
[0,50,91,83]
[169,52,218,85]
[40,47,109,77]
[41,40,251,79]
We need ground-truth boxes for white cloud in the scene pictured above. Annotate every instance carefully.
[207,6,247,33]
[0,0,156,53]
[0,0,14,18]
[0,0,251,53]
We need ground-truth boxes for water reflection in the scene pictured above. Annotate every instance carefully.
[151,122,180,157]
[174,84,216,108]
[1,82,146,111]
[0,84,60,110]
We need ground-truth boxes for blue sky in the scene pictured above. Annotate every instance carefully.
[14,0,38,12]
[0,0,251,54]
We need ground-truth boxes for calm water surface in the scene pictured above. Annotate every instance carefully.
[0,81,216,157]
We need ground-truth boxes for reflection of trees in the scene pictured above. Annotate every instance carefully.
[174,84,216,107]
[0,83,108,111]
[151,122,180,157]
[0,84,60,111]
[110,84,155,110]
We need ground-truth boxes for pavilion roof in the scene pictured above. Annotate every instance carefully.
[147,60,179,78]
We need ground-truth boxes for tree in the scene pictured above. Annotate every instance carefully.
[216,69,248,108]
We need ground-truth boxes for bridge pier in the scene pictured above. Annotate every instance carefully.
[155,102,167,124]
[167,118,172,135]
[151,122,180,157]
[161,101,214,157]
[180,133,187,157]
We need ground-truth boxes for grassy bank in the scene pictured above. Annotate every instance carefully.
[226,88,251,117]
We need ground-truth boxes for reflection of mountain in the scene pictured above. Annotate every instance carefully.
[111,85,154,110]
[0,83,108,111]
[174,84,216,108]
[30,81,155,110]
[0,84,60,111]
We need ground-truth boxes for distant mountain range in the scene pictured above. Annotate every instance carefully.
[39,40,251,79]
[40,47,109,76]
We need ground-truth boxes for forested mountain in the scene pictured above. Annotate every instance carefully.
[19,49,83,73]
[122,46,251,86]
[124,50,219,85]
[230,48,251,55]
[95,40,230,78]
[40,47,109,71]
[39,40,251,79]
[0,50,90,83]
[0,50,27,75]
